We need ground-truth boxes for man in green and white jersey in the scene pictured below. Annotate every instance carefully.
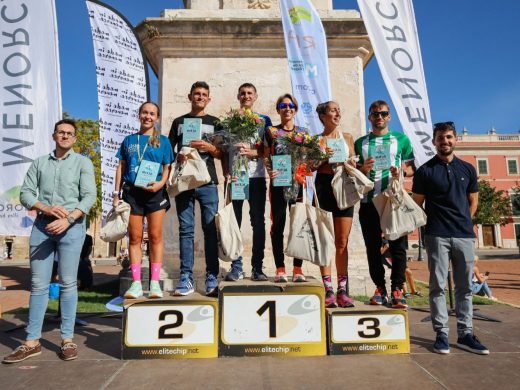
[354,100,415,309]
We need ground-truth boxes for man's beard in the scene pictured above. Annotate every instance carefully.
[437,145,455,156]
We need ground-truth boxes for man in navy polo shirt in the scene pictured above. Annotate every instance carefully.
[413,122,489,355]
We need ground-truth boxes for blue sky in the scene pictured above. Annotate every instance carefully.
[56,0,520,134]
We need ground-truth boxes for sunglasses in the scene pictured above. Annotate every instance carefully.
[278,102,296,110]
[434,121,455,129]
[370,111,389,118]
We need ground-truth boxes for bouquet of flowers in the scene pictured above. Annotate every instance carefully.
[277,130,329,201]
[216,108,265,173]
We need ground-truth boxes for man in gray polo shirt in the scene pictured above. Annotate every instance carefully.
[413,121,488,355]
[3,119,96,363]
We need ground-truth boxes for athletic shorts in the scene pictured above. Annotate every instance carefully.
[314,173,354,218]
[122,183,170,215]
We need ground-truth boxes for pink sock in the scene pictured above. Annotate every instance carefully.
[130,263,141,281]
[151,263,162,281]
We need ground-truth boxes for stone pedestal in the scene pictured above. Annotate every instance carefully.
[135,3,374,296]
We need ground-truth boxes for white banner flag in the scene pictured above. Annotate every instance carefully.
[0,0,61,236]
[86,0,149,218]
[358,0,435,166]
[280,0,331,135]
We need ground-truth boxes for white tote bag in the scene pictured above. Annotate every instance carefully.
[169,147,211,197]
[215,182,243,262]
[285,183,335,267]
[100,200,131,242]
[344,163,374,195]
[376,175,427,240]
[331,164,363,210]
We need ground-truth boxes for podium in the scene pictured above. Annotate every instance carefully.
[218,277,327,357]
[120,279,410,359]
[327,304,410,355]
[122,294,218,359]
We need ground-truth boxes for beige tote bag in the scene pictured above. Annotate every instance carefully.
[331,164,363,210]
[169,147,211,197]
[344,163,374,195]
[285,183,335,267]
[215,182,243,262]
[376,175,427,240]
[100,200,131,242]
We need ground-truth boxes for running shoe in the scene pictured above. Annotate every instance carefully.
[251,268,268,282]
[325,289,337,308]
[205,273,219,297]
[148,280,163,299]
[225,264,245,281]
[274,267,288,283]
[292,268,306,282]
[124,281,143,299]
[174,274,195,296]
[391,288,408,309]
[433,333,450,355]
[337,289,355,308]
[369,286,387,306]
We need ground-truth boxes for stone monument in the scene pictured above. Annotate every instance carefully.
[135,0,374,295]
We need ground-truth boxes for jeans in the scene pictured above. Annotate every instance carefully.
[27,218,86,341]
[230,177,266,271]
[359,201,407,291]
[471,281,493,298]
[269,184,303,269]
[425,235,474,338]
[175,184,219,277]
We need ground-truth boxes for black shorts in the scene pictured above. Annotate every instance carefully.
[314,173,354,218]
[122,183,170,215]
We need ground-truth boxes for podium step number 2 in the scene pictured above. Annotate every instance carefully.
[122,299,218,359]
[219,283,327,357]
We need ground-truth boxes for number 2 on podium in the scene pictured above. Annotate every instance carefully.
[257,300,276,338]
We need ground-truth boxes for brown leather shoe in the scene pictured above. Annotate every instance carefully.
[59,342,78,361]
[3,343,41,364]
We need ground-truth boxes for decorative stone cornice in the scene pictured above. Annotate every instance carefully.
[135,10,372,75]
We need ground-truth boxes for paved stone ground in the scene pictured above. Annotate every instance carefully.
[1,253,519,389]
[0,305,518,389]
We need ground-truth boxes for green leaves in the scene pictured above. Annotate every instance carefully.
[473,180,513,226]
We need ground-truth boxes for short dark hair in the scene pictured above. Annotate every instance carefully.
[433,121,457,139]
[275,93,299,112]
[238,83,257,93]
[54,119,77,134]
[315,101,338,124]
[190,81,210,94]
[368,100,390,114]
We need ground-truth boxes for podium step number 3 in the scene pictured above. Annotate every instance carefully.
[122,299,218,359]
[328,309,410,355]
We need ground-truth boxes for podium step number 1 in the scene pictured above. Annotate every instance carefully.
[219,283,327,357]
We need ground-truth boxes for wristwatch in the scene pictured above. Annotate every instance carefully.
[112,191,120,197]
[66,215,75,225]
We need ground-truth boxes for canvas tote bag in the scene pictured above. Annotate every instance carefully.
[215,182,243,262]
[344,162,374,195]
[375,174,427,240]
[100,200,131,242]
[285,183,335,266]
[331,164,363,210]
[169,146,211,197]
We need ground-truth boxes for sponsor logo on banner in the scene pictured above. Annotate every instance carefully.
[289,6,312,24]
[289,59,304,71]
[301,102,313,115]
[295,84,316,95]
[287,30,316,50]
[305,63,318,78]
